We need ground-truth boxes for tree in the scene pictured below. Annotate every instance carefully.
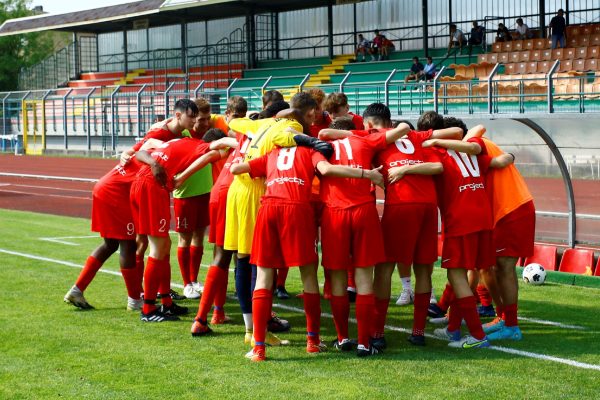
[0,0,57,91]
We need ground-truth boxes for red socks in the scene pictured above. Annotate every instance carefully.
[437,283,455,312]
[252,289,273,349]
[142,257,166,314]
[355,294,375,348]
[177,247,191,286]
[303,292,321,342]
[135,254,145,293]
[120,267,141,299]
[195,266,227,322]
[347,267,356,290]
[323,268,332,299]
[476,284,493,307]
[189,245,203,283]
[213,269,228,310]
[412,292,431,336]
[503,303,518,327]
[373,297,390,338]
[276,268,289,288]
[75,256,103,291]
[457,296,485,340]
[329,295,349,342]
[159,259,172,306]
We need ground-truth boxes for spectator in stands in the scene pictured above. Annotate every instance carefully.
[515,18,533,39]
[380,35,395,61]
[422,56,436,81]
[404,57,424,87]
[496,23,512,42]
[447,24,465,54]
[468,21,485,53]
[371,30,385,61]
[549,9,567,49]
[355,34,370,62]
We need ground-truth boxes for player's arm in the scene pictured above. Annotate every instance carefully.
[135,150,167,187]
[422,138,482,155]
[388,162,443,184]
[463,124,486,141]
[293,134,334,159]
[318,128,353,140]
[384,122,411,143]
[431,126,463,140]
[490,153,515,169]
[209,137,238,150]
[173,150,221,189]
[230,162,251,175]
[316,161,384,188]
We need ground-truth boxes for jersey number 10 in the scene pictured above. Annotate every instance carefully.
[447,150,481,178]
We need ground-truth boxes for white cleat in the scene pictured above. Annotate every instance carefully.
[127,297,143,311]
[192,281,204,294]
[430,291,438,305]
[396,288,414,306]
[64,286,93,309]
[183,284,200,299]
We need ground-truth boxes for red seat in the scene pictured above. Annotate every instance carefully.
[558,248,594,275]
[492,42,503,53]
[524,244,558,271]
[595,257,600,276]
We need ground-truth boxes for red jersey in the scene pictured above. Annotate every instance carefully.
[375,129,440,205]
[137,138,211,191]
[210,134,250,202]
[349,112,365,130]
[434,138,493,237]
[248,147,325,203]
[132,126,182,152]
[95,158,142,200]
[320,131,388,209]
[309,113,333,138]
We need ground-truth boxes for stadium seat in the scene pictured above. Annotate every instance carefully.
[584,59,598,71]
[587,46,600,59]
[537,61,552,73]
[567,26,581,36]
[533,38,547,49]
[595,257,600,276]
[531,49,542,61]
[573,59,586,71]
[575,47,587,59]
[567,36,579,48]
[542,49,553,61]
[558,248,594,275]
[594,24,600,34]
[488,53,499,64]
[591,34,600,47]
[523,39,534,50]
[582,25,593,35]
[513,41,523,51]
[552,48,564,60]
[498,52,510,64]
[478,54,489,63]
[502,42,513,52]
[516,62,528,74]
[492,42,503,52]
[559,59,574,73]
[509,52,520,63]
[578,35,591,47]
[526,61,538,74]
[518,50,531,62]
[524,244,558,271]
[505,63,517,74]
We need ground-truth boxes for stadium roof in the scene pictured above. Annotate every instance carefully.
[0,0,347,37]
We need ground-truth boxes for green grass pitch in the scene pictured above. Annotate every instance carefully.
[1,209,599,399]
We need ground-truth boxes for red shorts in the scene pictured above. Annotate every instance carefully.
[208,188,228,246]
[311,199,324,228]
[321,203,385,270]
[494,200,535,258]
[381,203,438,265]
[130,176,171,237]
[91,186,135,240]
[173,193,210,233]
[250,200,318,268]
[441,230,495,270]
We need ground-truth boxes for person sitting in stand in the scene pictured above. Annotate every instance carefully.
[496,23,512,42]
[380,35,395,61]
[515,18,533,40]
[468,21,485,53]
[447,24,465,54]
[404,57,425,88]
[355,34,371,62]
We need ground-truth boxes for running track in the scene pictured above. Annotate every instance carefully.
[0,154,599,244]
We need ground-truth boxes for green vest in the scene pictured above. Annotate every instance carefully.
[172,130,213,198]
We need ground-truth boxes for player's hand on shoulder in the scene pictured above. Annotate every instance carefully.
[120,150,133,166]
[421,139,438,148]
[314,140,334,159]
[150,161,167,188]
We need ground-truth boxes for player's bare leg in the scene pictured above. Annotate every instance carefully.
[479,267,504,317]
[486,256,522,340]
[190,227,207,293]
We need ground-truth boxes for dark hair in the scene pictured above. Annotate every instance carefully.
[226,95,248,117]
[259,100,290,119]
[329,117,356,131]
[262,90,284,108]
[202,128,227,143]
[392,119,415,130]
[363,102,391,125]
[427,56,433,62]
[413,57,419,62]
[290,92,318,113]
[450,24,457,29]
[516,18,523,24]
[417,111,444,130]
[324,92,349,114]
[443,116,468,138]
[174,99,199,117]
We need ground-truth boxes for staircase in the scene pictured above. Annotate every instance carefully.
[114,69,146,85]
[304,54,354,87]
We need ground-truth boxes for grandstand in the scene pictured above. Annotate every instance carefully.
[0,0,599,254]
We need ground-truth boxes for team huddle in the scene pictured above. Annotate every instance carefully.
[63,88,535,361]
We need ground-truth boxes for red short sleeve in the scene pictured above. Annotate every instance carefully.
[311,150,327,168]
[477,154,493,175]
[409,129,433,142]
[467,137,487,155]
[248,154,268,178]
[366,130,389,150]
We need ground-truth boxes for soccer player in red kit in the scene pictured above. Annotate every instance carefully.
[421,117,514,349]
[230,140,384,362]
[63,139,165,311]
[324,92,365,130]
[318,103,410,356]
[307,88,332,137]
[371,112,463,348]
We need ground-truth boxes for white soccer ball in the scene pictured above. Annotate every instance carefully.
[523,263,547,285]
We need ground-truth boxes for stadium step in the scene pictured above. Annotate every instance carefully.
[305,54,354,87]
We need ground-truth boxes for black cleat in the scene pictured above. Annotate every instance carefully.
[160,302,189,316]
[331,338,356,352]
[428,303,446,318]
[357,344,379,357]
[140,308,180,322]
[267,313,291,333]
[407,334,426,346]
[275,286,291,300]
[371,336,387,351]
[169,289,187,301]
[347,289,357,303]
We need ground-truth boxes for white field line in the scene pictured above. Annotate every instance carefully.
[0,172,97,183]
[39,235,99,246]
[2,248,600,372]
[9,184,91,193]
[518,316,586,330]
[0,188,91,201]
